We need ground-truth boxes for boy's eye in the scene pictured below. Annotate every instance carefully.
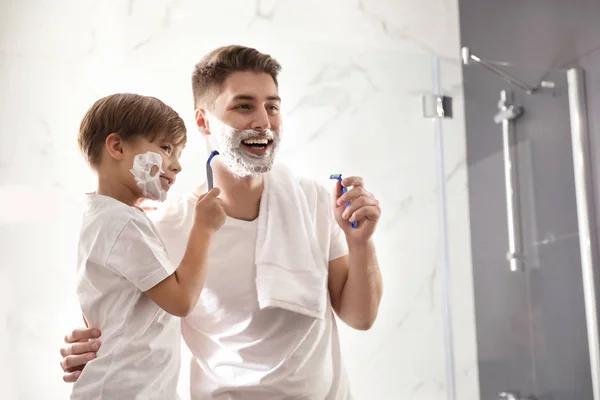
[161,145,172,154]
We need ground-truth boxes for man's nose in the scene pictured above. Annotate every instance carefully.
[252,108,271,132]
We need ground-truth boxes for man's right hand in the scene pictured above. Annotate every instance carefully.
[59,328,101,382]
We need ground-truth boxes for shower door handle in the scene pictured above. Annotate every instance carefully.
[498,391,539,400]
[498,392,536,400]
[495,90,525,272]
[498,392,520,400]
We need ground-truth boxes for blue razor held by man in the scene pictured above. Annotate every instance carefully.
[330,174,357,229]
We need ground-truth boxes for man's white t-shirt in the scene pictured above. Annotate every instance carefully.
[151,177,352,400]
[72,194,181,400]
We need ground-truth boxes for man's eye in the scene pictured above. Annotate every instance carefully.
[237,104,251,110]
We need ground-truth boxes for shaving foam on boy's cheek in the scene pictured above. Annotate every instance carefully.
[129,151,168,202]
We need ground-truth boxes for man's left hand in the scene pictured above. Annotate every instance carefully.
[332,176,381,244]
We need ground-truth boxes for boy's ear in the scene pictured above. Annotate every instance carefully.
[105,133,125,161]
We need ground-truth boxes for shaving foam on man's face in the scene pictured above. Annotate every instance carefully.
[205,113,281,177]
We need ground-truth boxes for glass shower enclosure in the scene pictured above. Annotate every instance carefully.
[433,49,600,400]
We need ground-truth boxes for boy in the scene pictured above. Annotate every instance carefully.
[71,93,226,399]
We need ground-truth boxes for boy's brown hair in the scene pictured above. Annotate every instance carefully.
[78,93,187,168]
[191,45,282,108]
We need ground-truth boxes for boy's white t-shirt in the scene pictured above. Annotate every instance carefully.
[71,194,181,400]
[151,176,352,400]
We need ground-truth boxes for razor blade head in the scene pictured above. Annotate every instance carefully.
[207,150,219,164]
[329,174,342,181]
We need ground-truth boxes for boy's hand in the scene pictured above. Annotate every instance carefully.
[193,188,226,232]
[60,327,102,382]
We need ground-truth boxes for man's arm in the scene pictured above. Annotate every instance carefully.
[328,242,382,330]
[328,176,383,330]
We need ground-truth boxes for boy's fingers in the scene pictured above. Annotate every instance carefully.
[199,188,221,201]
[207,187,221,197]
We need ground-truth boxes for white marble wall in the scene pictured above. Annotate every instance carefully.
[0,0,478,399]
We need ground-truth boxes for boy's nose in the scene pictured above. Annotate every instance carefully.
[170,159,182,174]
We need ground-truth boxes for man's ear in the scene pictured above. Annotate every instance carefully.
[195,108,209,134]
[105,133,125,161]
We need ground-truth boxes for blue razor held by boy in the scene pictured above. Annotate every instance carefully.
[206,150,219,190]
[330,174,357,229]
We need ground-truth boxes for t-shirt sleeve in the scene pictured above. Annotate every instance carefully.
[105,217,176,292]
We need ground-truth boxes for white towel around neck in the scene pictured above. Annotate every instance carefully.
[254,165,329,320]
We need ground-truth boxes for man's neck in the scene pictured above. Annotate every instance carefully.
[211,162,264,221]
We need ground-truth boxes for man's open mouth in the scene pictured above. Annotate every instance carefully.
[241,138,274,156]
[241,138,272,149]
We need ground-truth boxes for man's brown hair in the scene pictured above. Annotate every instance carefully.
[191,45,282,108]
[78,93,187,168]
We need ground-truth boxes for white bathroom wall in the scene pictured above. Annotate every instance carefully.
[0,0,478,399]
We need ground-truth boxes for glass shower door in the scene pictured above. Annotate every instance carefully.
[440,54,599,400]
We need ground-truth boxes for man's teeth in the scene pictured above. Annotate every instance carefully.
[242,139,269,145]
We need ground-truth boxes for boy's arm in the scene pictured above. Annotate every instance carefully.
[109,189,224,317]
[60,223,213,382]
[107,217,216,318]
[144,226,213,317]
[59,225,213,382]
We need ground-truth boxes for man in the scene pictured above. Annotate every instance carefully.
[60,45,383,399]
